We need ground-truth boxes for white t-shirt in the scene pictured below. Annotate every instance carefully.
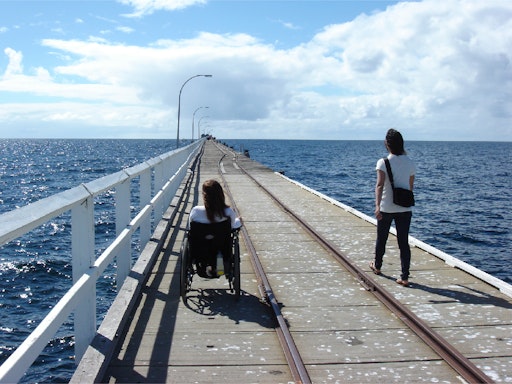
[189,206,242,229]
[376,154,416,213]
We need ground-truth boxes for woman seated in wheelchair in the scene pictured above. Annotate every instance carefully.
[188,179,242,278]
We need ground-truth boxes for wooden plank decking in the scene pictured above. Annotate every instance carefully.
[72,140,512,383]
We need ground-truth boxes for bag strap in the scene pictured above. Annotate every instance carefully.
[383,158,395,188]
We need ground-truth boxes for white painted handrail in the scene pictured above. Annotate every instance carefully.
[0,140,204,383]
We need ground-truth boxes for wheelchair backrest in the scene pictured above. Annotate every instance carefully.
[189,220,232,261]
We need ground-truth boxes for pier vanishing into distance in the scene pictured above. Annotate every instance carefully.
[1,139,511,383]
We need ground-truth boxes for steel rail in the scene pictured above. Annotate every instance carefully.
[216,151,311,384]
[223,146,493,384]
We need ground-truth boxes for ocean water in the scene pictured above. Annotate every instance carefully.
[0,138,511,382]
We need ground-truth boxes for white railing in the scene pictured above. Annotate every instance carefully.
[0,140,203,383]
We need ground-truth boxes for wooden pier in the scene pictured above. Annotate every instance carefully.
[72,140,512,383]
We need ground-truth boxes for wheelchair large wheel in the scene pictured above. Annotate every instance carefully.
[180,236,191,303]
[232,237,241,300]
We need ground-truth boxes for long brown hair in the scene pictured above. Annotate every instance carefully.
[385,128,406,155]
[202,179,229,222]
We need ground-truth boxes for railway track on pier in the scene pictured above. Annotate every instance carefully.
[104,139,511,383]
[214,142,493,384]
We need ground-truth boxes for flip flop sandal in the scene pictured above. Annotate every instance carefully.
[369,262,381,275]
[396,279,410,287]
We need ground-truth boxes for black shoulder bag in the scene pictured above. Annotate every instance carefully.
[383,158,415,207]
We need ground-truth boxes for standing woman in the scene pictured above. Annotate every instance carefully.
[370,129,416,286]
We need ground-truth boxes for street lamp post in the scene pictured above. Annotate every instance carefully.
[198,116,209,139]
[176,74,212,148]
[192,106,209,141]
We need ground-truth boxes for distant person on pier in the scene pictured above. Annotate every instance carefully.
[370,129,416,287]
[189,179,242,277]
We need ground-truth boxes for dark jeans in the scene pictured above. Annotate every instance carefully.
[375,211,412,280]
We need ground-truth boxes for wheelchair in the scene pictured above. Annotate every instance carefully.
[180,220,241,303]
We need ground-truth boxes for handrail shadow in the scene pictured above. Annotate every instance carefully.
[103,142,276,383]
[410,281,512,309]
[102,146,205,383]
[379,273,512,309]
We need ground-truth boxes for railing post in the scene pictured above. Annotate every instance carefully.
[163,152,181,208]
[154,162,164,221]
[72,195,96,362]
[116,180,131,290]
[140,171,152,248]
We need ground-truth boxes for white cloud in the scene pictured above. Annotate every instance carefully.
[0,0,511,140]
[118,0,207,17]
[0,48,141,105]
[117,26,135,33]
[272,19,300,31]
[305,0,512,138]
[3,48,23,76]
[1,102,168,138]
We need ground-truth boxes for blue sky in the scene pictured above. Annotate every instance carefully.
[1,0,511,141]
